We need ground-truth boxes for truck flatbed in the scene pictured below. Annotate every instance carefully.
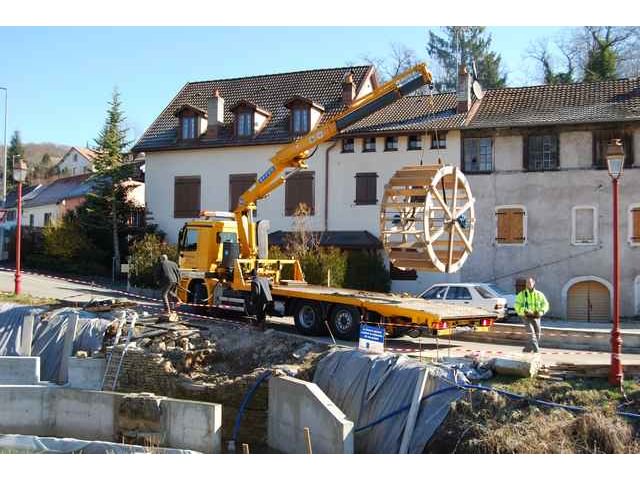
[249,282,496,328]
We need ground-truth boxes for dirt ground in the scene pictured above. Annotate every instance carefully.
[426,376,640,453]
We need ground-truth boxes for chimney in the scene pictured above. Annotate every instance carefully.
[342,71,356,106]
[456,65,472,113]
[206,88,225,138]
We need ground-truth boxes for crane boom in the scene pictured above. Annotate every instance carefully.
[234,63,433,257]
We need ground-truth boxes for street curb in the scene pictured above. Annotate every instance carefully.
[456,323,640,354]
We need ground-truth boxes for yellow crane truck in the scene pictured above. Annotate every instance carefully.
[176,63,497,340]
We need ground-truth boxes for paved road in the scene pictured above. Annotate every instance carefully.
[2,268,639,366]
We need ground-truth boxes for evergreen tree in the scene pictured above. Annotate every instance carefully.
[6,130,25,191]
[88,88,132,275]
[427,27,507,91]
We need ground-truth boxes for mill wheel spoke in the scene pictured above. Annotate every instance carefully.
[454,222,473,253]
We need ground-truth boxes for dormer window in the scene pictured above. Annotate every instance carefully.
[174,104,208,142]
[182,116,196,139]
[285,96,324,136]
[230,100,271,139]
[292,107,309,134]
[237,111,253,137]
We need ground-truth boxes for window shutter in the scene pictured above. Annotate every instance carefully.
[355,173,377,205]
[624,133,634,167]
[496,211,508,242]
[174,176,201,218]
[229,174,257,211]
[632,208,640,242]
[574,208,595,243]
[285,171,314,216]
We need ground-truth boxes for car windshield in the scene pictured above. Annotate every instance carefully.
[422,286,447,300]
[486,283,511,296]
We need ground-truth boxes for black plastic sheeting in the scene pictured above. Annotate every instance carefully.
[0,304,114,383]
[313,350,468,454]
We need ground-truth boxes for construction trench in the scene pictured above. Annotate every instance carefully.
[0,301,639,454]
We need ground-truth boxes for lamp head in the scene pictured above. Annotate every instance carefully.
[606,138,625,179]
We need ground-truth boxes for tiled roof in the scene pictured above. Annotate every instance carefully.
[24,173,93,208]
[466,77,640,129]
[339,92,465,135]
[3,185,42,209]
[75,147,98,162]
[133,65,374,152]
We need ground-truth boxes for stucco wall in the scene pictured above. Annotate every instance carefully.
[22,204,60,228]
[57,149,92,176]
[461,128,640,319]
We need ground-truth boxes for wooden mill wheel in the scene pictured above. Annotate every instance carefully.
[379,164,475,273]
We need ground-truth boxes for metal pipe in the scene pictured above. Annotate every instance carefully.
[610,177,623,386]
[324,141,337,232]
[1,87,6,205]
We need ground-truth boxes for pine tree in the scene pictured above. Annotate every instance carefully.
[89,88,133,276]
[6,130,25,191]
[427,27,507,91]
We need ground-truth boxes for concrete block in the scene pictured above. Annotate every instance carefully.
[58,313,79,384]
[162,398,222,454]
[20,313,35,356]
[51,389,118,442]
[67,358,106,390]
[491,356,542,378]
[0,386,51,436]
[268,376,354,454]
[0,356,41,385]
[0,385,223,453]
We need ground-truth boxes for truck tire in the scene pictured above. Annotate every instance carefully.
[330,305,361,341]
[293,301,324,336]
[193,282,208,305]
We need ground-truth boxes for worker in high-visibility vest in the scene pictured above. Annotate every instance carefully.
[514,277,549,353]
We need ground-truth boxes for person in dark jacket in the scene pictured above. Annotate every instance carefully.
[153,254,181,314]
[250,269,272,330]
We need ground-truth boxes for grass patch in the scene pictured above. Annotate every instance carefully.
[0,291,57,306]
[426,376,640,453]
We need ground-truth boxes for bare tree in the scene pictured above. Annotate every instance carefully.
[527,38,576,84]
[351,42,420,82]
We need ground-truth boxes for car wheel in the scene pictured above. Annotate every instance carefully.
[330,305,361,341]
[293,301,324,336]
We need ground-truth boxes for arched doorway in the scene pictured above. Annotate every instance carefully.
[566,279,611,322]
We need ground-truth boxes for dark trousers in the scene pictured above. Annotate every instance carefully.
[160,282,179,313]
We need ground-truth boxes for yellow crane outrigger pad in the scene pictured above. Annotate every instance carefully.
[380,164,476,273]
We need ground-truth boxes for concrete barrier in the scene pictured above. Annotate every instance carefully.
[268,376,353,454]
[0,386,222,453]
[0,356,41,385]
[67,358,106,390]
[456,323,640,353]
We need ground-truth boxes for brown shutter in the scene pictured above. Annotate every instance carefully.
[174,176,201,218]
[285,171,314,216]
[632,208,640,242]
[229,173,257,211]
[496,208,525,244]
[355,173,378,205]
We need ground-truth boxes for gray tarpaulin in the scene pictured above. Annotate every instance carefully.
[0,304,113,382]
[313,349,467,454]
[0,434,196,454]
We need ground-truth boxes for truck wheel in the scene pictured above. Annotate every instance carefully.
[193,283,208,305]
[330,305,361,341]
[293,301,324,336]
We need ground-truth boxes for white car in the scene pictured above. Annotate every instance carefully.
[481,283,517,316]
[418,283,508,319]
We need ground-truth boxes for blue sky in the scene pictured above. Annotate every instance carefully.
[0,26,566,147]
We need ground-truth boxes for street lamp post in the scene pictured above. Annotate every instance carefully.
[606,138,625,387]
[1,87,7,205]
[13,155,27,296]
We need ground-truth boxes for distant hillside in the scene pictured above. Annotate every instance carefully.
[23,142,71,166]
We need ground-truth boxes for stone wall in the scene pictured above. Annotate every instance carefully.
[111,346,269,447]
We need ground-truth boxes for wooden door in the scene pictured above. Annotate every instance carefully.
[567,281,610,322]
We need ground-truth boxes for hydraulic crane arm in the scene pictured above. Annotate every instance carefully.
[234,63,433,258]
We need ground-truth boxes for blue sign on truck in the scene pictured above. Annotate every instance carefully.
[358,324,385,354]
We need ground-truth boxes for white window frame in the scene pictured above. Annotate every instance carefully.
[181,116,196,139]
[628,203,640,246]
[571,205,598,246]
[494,204,528,247]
